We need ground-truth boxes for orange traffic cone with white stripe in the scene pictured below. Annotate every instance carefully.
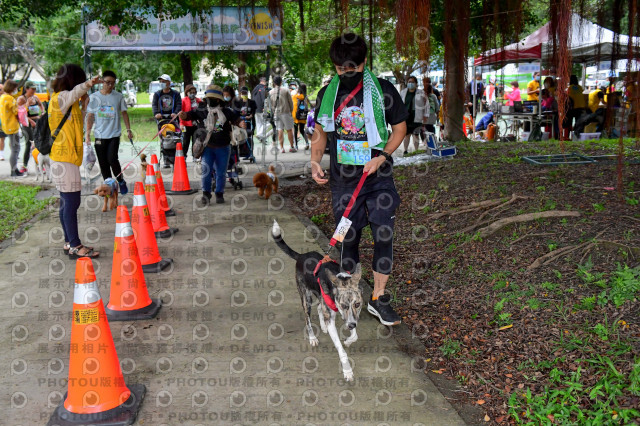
[166,142,197,195]
[150,154,176,217]
[47,257,145,426]
[131,181,173,273]
[145,165,178,239]
[105,206,161,321]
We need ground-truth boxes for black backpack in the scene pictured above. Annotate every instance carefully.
[295,96,308,121]
[34,102,71,155]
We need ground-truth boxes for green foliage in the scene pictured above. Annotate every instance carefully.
[439,338,462,359]
[310,212,328,225]
[509,357,640,425]
[0,182,51,242]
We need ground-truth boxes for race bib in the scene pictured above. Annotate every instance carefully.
[28,104,40,116]
[337,139,371,166]
[97,105,116,120]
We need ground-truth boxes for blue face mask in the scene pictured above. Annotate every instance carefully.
[224,96,231,102]
[407,82,417,90]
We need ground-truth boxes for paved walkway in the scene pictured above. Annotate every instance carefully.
[0,139,465,425]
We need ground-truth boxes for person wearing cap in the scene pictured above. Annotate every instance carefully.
[289,82,298,96]
[231,86,257,157]
[180,84,201,160]
[17,81,44,173]
[152,74,181,167]
[179,84,246,205]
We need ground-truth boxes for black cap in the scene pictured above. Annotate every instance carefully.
[240,86,249,93]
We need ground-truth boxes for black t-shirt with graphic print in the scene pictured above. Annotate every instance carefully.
[315,78,408,189]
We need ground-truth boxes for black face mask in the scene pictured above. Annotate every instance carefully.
[339,71,363,91]
[207,98,220,107]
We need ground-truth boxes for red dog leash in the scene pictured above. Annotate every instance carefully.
[315,170,369,312]
[328,170,369,248]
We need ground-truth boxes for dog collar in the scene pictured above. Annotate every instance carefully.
[314,255,338,312]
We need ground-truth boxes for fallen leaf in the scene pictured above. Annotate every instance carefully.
[499,324,513,330]
[505,373,513,378]
[431,369,445,374]
[484,414,491,422]
[477,399,486,405]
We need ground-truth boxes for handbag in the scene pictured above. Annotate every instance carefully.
[192,128,208,159]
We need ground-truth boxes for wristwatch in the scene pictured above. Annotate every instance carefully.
[379,151,392,162]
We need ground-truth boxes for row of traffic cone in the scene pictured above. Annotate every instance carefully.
[47,147,198,425]
[48,208,160,425]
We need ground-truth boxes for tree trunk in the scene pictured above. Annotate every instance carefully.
[180,53,193,86]
[443,0,469,142]
[237,52,246,88]
[444,46,466,141]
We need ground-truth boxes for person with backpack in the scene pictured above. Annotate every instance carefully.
[266,76,296,153]
[292,83,311,150]
[48,64,102,259]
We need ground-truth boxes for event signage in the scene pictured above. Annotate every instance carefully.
[86,7,281,51]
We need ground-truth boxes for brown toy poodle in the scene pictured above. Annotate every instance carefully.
[253,165,279,200]
[94,178,119,212]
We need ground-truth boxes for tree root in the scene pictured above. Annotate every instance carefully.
[529,231,607,270]
[510,232,555,246]
[474,193,531,226]
[428,197,508,220]
[477,211,581,239]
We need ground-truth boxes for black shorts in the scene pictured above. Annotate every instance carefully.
[0,130,6,138]
[331,180,401,231]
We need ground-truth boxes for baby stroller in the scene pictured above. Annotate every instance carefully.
[236,116,256,163]
[157,119,182,168]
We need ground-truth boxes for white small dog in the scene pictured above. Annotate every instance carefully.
[36,151,52,182]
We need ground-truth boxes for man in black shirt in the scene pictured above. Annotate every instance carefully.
[312,33,408,327]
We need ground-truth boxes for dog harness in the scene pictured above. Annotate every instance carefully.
[266,172,275,181]
[313,255,338,312]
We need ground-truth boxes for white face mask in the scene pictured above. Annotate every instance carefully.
[188,93,196,100]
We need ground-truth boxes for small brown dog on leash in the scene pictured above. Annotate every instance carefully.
[253,165,279,200]
[94,178,119,212]
[140,153,149,182]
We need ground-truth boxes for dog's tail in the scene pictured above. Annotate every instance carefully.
[271,220,301,261]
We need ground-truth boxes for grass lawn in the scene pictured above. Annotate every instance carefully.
[128,107,161,141]
[0,182,51,242]
[136,92,150,106]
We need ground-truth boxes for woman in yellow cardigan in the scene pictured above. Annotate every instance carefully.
[49,64,102,259]
[0,80,26,177]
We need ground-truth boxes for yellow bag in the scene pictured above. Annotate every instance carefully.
[32,147,40,164]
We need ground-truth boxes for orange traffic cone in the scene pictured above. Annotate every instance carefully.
[47,257,145,426]
[166,142,197,195]
[131,181,173,273]
[149,154,176,217]
[105,206,161,321]
[145,165,178,239]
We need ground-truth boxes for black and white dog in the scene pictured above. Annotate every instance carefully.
[272,220,363,381]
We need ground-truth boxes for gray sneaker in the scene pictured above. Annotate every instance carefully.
[367,294,401,326]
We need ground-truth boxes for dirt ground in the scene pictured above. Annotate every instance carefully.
[280,139,640,425]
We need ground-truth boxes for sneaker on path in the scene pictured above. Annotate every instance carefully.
[367,294,401,326]
[118,180,128,195]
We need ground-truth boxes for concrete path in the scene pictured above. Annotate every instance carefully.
[0,138,465,425]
